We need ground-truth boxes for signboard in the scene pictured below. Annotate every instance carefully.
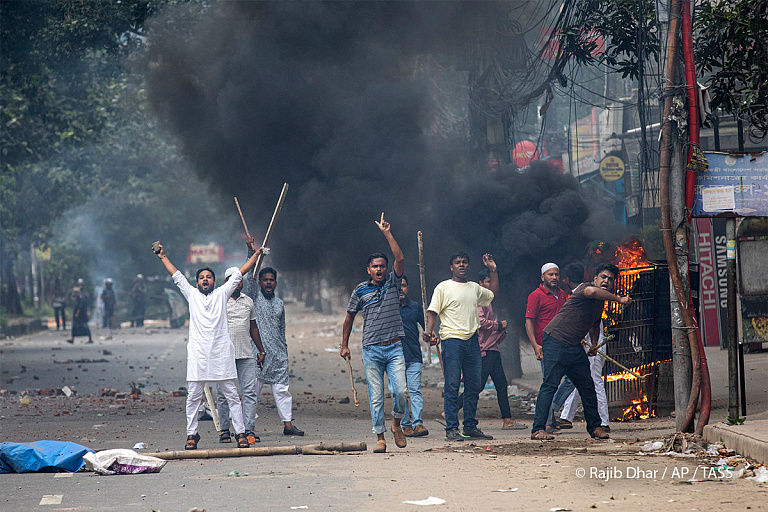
[599,156,625,182]
[187,243,224,264]
[695,218,728,347]
[35,246,51,262]
[693,152,768,216]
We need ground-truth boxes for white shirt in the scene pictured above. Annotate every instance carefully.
[173,269,241,381]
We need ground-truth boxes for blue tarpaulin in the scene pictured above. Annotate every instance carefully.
[0,441,93,473]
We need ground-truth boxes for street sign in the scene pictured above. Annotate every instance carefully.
[693,152,768,217]
[599,155,625,182]
[36,246,51,261]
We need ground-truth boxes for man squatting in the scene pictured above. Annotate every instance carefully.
[424,251,498,442]
[155,241,265,449]
[530,263,631,441]
[214,265,266,446]
[244,236,305,437]
[340,214,409,453]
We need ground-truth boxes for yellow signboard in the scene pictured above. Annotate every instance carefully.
[599,156,625,182]
[36,247,51,261]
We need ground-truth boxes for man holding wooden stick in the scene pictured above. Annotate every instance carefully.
[424,252,498,442]
[340,213,408,454]
[154,241,265,450]
[530,263,630,441]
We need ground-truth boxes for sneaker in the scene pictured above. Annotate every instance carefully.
[445,428,467,442]
[245,430,260,444]
[462,426,493,440]
[391,423,407,448]
[283,425,305,436]
[403,426,414,436]
[591,426,610,439]
[410,424,429,437]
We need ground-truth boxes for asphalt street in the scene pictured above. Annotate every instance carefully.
[1,304,767,511]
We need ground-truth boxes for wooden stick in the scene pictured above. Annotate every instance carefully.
[234,197,251,238]
[144,442,367,460]
[418,231,442,372]
[252,183,289,280]
[597,350,646,379]
[340,346,359,406]
[203,384,221,432]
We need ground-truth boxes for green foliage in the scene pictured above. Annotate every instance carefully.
[555,0,660,81]
[695,0,768,140]
[0,0,227,315]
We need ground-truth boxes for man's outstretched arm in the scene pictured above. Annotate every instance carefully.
[155,244,178,276]
[375,212,404,277]
[239,245,265,277]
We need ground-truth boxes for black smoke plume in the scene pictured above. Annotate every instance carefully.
[144,1,626,322]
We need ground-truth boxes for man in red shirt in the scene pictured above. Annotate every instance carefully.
[525,263,567,361]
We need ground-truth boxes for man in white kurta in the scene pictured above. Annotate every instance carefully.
[154,241,264,449]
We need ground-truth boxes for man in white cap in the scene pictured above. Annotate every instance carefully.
[154,241,265,450]
[215,266,266,446]
[525,263,566,362]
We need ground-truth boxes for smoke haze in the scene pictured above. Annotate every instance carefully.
[144,1,627,319]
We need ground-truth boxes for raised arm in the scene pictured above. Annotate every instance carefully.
[154,244,179,276]
[375,213,404,277]
[482,253,500,296]
[239,245,265,277]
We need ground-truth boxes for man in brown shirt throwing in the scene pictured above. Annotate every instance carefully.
[530,263,631,441]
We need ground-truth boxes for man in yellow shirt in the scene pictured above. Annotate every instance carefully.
[424,252,498,441]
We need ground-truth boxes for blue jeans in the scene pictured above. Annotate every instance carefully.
[217,357,258,431]
[442,333,482,431]
[362,342,408,434]
[532,333,601,434]
[400,362,424,428]
[547,377,575,426]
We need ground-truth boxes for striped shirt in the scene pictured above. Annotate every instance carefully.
[347,270,405,346]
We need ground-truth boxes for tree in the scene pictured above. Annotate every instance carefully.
[0,0,159,313]
[695,0,768,140]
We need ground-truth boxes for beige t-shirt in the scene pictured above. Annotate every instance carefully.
[428,280,494,341]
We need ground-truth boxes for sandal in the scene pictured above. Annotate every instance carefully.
[530,429,555,441]
[236,433,249,448]
[219,429,232,443]
[185,433,200,450]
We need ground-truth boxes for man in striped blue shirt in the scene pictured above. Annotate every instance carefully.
[341,213,408,454]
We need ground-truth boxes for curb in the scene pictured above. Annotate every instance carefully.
[703,420,768,465]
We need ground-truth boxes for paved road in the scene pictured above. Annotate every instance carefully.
[1,305,766,511]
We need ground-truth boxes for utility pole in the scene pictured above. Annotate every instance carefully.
[726,218,739,419]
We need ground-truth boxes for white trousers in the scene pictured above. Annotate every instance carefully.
[561,349,610,426]
[255,378,293,423]
[187,380,244,436]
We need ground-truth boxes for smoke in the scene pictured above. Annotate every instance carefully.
[144,1,628,320]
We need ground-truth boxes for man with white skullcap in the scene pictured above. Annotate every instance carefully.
[215,266,266,446]
[154,240,265,450]
[525,263,566,362]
